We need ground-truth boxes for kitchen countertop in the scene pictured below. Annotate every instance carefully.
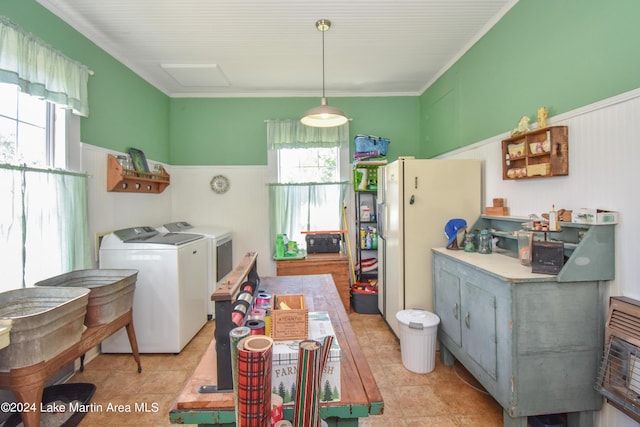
[432,247,556,283]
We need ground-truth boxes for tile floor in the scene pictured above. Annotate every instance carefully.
[68,313,503,426]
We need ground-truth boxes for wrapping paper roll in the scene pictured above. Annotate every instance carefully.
[230,326,251,427]
[237,335,274,427]
[292,336,334,427]
[293,340,321,427]
[246,319,266,335]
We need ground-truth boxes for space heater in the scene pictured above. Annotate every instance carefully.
[595,296,640,422]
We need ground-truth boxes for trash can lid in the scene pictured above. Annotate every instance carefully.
[396,309,440,329]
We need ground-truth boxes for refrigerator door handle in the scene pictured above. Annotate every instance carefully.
[376,202,385,238]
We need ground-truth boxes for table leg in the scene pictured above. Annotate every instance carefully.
[9,362,47,427]
[125,318,142,373]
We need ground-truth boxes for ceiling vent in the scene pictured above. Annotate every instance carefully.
[160,64,230,87]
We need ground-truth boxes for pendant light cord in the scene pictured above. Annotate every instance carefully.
[321,25,326,98]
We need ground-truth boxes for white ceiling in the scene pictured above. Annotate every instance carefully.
[37,0,517,98]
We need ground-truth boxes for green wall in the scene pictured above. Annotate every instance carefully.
[1,0,171,163]
[5,0,640,165]
[420,0,640,157]
[169,96,419,165]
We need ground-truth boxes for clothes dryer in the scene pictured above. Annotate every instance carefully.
[159,221,233,318]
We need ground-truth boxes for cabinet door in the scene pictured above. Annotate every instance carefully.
[434,265,462,347]
[461,279,497,380]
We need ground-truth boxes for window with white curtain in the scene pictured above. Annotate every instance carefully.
[0,82,67,167]
[267,120,350,250]
[0,17,91,293]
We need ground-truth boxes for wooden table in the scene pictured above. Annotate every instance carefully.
[276,252,351,313]
[169,273,383,426]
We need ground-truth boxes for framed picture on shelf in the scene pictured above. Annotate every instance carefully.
[128,148,150,173]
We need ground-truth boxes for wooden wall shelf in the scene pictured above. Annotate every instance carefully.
[106,154,170,193]
[502,126,568,180]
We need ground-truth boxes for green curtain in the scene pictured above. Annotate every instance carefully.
[269,182,348,249]
[0,16,90,116]
[0,164,91,291]
[266,119,349,149]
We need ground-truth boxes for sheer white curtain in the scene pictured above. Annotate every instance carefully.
[267,119,349,250]
[0,165,91,291]
[0,16,90,116]
[269,182,348,248]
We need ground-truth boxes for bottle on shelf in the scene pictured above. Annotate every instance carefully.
[371,228,378,250]
[276,234,285,258]
[549,205,559,231]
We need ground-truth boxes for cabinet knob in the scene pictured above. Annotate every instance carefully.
[453,303,459,320]
[464,312,470,328]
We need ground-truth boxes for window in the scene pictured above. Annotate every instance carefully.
[267,120,350,250]
[0,84,89,293]
[0,82,67,168]
[277,146,340,184]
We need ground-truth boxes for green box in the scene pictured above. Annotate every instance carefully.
[353,164,380,192]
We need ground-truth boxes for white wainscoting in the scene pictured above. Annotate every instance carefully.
[169,165,272,276]
[80,144,173,265]
[438,89,640,427]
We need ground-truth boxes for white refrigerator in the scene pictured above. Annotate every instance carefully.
[376,157,481,336]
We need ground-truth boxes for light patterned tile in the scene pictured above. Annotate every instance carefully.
[68,314,505,426]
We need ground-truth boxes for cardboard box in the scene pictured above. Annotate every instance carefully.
[271,294,308,341]
[485,206,509,216]
[572,209,619,224]
[271,312,341,405]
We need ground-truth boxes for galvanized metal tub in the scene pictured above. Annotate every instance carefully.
[0,287,90,371]
[35,269,138,327]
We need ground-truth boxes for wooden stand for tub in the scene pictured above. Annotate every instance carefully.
[0,309,141,427]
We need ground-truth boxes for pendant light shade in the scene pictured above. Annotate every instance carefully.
[301,19,348,128]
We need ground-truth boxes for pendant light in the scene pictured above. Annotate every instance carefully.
[301,19,348,128]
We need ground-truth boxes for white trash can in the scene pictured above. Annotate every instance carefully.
[395,309,440,374]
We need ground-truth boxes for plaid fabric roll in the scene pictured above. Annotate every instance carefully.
[230,326,251,426]
[237,335,274,427]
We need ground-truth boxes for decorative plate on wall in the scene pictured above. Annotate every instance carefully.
[210,174,230,194]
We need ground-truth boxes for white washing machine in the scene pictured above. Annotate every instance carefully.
[99,226,208,353]
[159,221,233,318]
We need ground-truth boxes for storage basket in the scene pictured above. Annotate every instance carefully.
[354,134,390,155]
[353,164,380,192]
[271,294,308,340]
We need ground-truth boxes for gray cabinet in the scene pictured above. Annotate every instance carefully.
[435,264,498,380]
[433,216,615,427]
